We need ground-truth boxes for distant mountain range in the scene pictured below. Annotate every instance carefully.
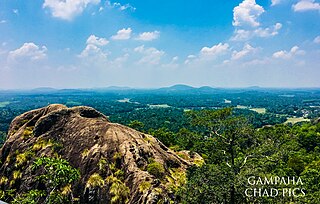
[1,85,319,95]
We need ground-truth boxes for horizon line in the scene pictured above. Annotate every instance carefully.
[1,84,320,91]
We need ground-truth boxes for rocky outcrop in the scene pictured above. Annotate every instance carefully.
[0,104,193,203]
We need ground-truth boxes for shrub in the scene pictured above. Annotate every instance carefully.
[31,156,80,203]
[147,161,165,179]
[139,181,151,193]
[106,175,130,204]
[86,173,105,188]
[22,127,34,139]
[15,151,34,167]
[13,170,22,180]
[12,190,46,204]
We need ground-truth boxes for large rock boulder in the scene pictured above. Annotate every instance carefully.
[0,104,193,203]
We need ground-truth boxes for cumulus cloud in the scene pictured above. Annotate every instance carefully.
[200,43,230,56]
[233,0,265,27]
[232,23,282,41]
[314,35,320,43]
[106,1,136,11]
[8,43,47,61]
[134,45,165,65]
[273,46,305,59]
[231,1,282,41]
[86,35,109,46]
[136,31,160,41]
[293,0,320,12]
[43,0,100,20]
[185,43,229,64]
[254,23,282,37]
[111,28,132,40]
[79,35,109,58]
[79,44,107,58]
[231,44,256,60]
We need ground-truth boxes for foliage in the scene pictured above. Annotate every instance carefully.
[180,164,234,204]
[15,150,34,167]
[147,160,165,179]
[86,173,105,188]
[148,128,176,147]
[166,168,186,195]
[32,139,62,152]
[106,175,130,204]
[139,181,151,193]
[22,126,34,138]
[30,156,80,203]
[128,120,144,131]
[12,190,46,204]
[1,89,320,203]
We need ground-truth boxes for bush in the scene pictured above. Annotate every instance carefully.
[147,161,165,179]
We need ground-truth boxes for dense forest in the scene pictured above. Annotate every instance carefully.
[0,87,320,203]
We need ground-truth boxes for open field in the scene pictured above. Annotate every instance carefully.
[0,101,10,108]
[284,117,310,124]
[148,104,171,108]
[236,105,266,114]
[250,108,266,114]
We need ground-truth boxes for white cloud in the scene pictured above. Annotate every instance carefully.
[185,43,229,64]
[79,44,107,58]
[8,42,47,61]
[232,23,282,41]
[231,0,282,41]
[86,35,109,46]
[293,0,320,12]
[184,55,196,64]
[231,30,251,41]
[231,44,256,60]
[79,35,109,58]
[233,0,265,27]
[271,0,282,6]
[13,9,19,15]
[111,28,132,40]
[273,46,305,59]
[106,1,136,11]
[136,31,160,41]
[314,36,320,43]
[172,56,179,62]
[254,23,282,37]
[43,0,100,20]
[134,45,165,65]
[200,43,229,56]
[0,20,6,24]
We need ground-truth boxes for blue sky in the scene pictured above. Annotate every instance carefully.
[0,0,320,89]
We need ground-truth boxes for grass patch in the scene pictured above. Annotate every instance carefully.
[250,108,266,114]
[284,117,310,124]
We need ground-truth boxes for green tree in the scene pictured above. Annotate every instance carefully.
[184,108,255,204]
[128,120,144,132]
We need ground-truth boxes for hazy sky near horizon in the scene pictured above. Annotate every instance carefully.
[0,0,320,89]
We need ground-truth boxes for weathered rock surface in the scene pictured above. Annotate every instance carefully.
[0,104,193,203]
